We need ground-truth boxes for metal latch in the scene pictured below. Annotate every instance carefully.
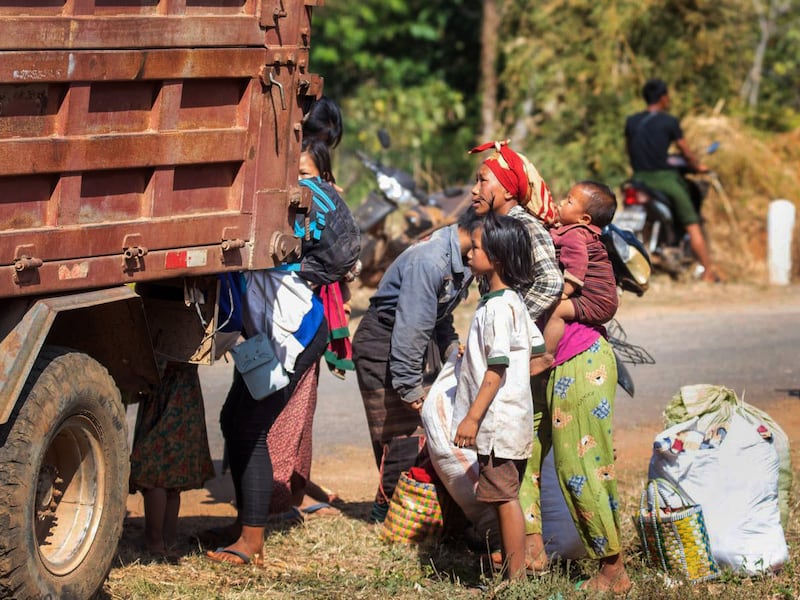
[14,255,42,272]
[123,246,148,260]
[221,239,246,252]
[13,245,41,285]
[270,231,301,263]
[259,67,287,110]
[122,234,147,272]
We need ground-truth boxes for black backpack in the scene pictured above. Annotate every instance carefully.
[293,177,361,286]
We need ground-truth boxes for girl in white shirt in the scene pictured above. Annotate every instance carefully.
[452,213,545,579]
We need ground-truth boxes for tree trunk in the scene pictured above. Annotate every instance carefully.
[740,0,789,110]
[479,0,499,141]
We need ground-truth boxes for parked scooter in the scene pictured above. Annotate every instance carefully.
[352,130,471,287]
[615,142,719,278]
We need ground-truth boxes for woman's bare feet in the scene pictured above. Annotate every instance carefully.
[579,554,632,595]
[524,533,549,573]
[578,573,632,595]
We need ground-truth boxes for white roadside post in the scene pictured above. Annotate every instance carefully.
[767,199,795,285]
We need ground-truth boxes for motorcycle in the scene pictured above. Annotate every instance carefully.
[615,142,719,279]
[352,130,471,287]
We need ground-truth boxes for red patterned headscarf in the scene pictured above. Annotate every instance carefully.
[469,140,557,226]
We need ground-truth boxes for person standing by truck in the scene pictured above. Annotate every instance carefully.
[266,135,353,521]
[129,359,215,558]
[207,106,360,564]
[198,98,354,552]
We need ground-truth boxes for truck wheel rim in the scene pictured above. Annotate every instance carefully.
[34,414,106,575]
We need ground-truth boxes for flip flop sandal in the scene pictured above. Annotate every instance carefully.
[206,547,262,566]
[299,502,341,518]
[268,506,304,525]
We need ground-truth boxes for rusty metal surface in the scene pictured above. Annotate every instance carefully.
[0,130,249,175]
[0,286,156,422]
[0,244,252,297]
[0,17,266,50]
[0,48,267,83]
[0,0,316,299]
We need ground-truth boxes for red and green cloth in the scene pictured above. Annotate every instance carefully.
[319,281,354,378]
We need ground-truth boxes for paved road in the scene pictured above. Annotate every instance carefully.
[127,284,800,462]
[612,295,800,425]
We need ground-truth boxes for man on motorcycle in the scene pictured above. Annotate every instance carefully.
[624,78,719,282]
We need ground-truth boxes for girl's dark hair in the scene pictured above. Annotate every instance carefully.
[302,96,343,149]
[302,136,335,184]
[481,213,535,291]
[577,180,616,227]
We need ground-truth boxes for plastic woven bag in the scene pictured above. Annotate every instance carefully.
[649,411,788,574]
[663,384,792,529]
[380,471,443,544]
[634,478,719,583]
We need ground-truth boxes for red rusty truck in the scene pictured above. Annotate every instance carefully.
[0,1,322,598]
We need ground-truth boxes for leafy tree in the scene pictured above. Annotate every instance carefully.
[747,3,800,130]
[310,0,482,201]
[308,0,800,202]
[492,0,790,192]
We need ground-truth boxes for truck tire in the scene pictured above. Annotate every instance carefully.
[0,347,129,600]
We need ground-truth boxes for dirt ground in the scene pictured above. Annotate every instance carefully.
[125,279,800,528]
[126,401,800,527]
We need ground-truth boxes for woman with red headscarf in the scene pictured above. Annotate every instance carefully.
[468,140,562,323]
[468,142,632,594]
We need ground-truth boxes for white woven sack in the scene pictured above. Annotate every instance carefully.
[649,413,788,574]
[420,351,497,544]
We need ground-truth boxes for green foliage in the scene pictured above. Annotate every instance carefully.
[311,0,480,97]
[752,10,800,130]
[495,0,772,192]
[335,80,472,207]
[310,0,481,201]
[309,0,800,205]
